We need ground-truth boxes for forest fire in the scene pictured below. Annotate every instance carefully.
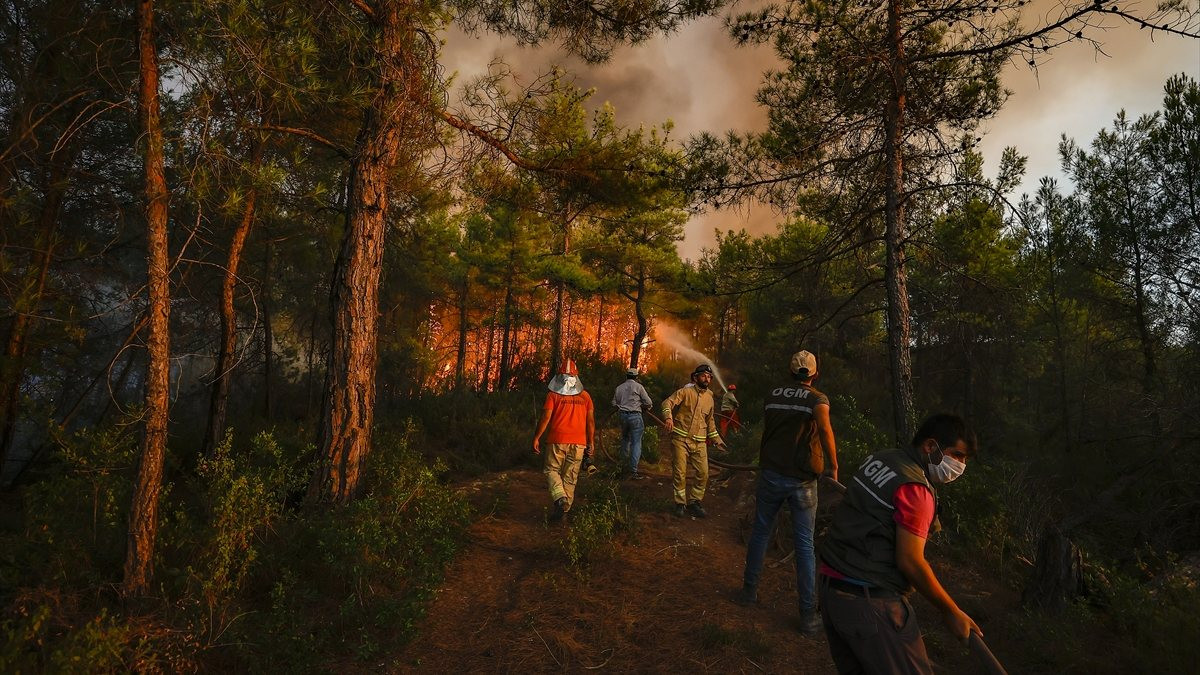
[1,0,1195,671]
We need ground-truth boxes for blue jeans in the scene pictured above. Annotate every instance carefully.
[742,468,818,612]
[618,411,645,472]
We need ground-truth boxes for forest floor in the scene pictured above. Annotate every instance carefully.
[390,451,1024,674]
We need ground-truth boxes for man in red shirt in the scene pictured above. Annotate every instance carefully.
[818,413,980,674]
[532,358,595,522]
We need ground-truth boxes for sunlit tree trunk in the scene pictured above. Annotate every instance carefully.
[123,0,171,598]
[883,0,915,444]
[311,0,420,503]
[202,150,260,456]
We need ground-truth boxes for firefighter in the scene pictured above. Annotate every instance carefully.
[661,364,725,517]
[532,358,595,522]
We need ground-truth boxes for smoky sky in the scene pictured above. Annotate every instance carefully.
[441,3,1200,259]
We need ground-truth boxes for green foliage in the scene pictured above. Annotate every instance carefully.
[184,431,309,612]
[828,395,890,469]
[1103,563,1200,674]
[0,605,165,673]
[400,391,539,474]
[4,427,137,590]
[559,476,635,575]
[234,438,471,669]
[640,423,661,465]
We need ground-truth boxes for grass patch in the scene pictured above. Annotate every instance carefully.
[696,622,772,654]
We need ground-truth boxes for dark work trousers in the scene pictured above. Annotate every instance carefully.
[820,578,933,675]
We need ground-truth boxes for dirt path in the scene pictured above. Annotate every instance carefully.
[394,463,839,673]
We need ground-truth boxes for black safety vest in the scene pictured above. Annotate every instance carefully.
[759,382,828,479]
[819,448,936,593]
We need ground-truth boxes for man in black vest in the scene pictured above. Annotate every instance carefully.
[819,413,980,674]
[734,350,839,637]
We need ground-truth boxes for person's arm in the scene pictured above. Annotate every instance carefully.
[638,383,652,409]
[532,403,553,454]
[895,528,980,640]
[586,404,596,454]
[814,402,838,482]
[661,389,679,433]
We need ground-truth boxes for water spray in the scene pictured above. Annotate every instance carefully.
[652,323,728,392]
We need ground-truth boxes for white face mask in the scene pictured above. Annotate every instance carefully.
[928,455,966,484]
[561,375,578,389]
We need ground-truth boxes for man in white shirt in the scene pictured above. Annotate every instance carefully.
[611,367,653,479]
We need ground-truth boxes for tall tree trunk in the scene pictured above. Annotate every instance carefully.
[123,0,170,598]
[1129,234,1161,438]
[550,228,570,375]
[0,159,69,473]
[201,151,260,456]
[499,271,515,388]
[1049,265,1072,452]
[454,279,469,390]
[883,0,915,444]
[482,309,496,391]
[595,296,604,354]
[310,0,417,503]
[627,274,649,369]
[263,237,274,421]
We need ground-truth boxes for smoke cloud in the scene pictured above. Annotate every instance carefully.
[441,3,1199,259]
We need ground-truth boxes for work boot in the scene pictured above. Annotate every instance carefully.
[549,498,567,523]
[672,503,686,517]
[686,501,708,518]
[799,610,823,637]
[733,585,758,607]
[632,471,646,480]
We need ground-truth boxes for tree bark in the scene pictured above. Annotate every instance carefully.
[595,296,604,354]
[454,279,469,390]
[627,274,649,369]
[1129,233,1161,438]
[310,0,418,503]
[123,0,171,598]
[883,0,915,444]
[263,237,274,421]
[201,149,260,457]
[499,267,515,388]
[550,228,570,375]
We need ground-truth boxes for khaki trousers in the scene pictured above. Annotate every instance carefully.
[670,435,708,505]
[543,443,585,509]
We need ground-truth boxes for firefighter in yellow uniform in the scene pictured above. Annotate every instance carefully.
[661,364,726,518]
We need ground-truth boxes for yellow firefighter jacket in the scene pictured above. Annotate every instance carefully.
[661,385,720,443]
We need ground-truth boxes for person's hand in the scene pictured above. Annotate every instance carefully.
[532,438,541,455]
[826,467,839,483]
[943,608,980,642]
[664,419,674,434]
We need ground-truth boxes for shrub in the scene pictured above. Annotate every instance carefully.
[230,436,471,669]
[4,426,137,591]
[183,431,309,614]
[640,424,661,465]
[559,476,636,575]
